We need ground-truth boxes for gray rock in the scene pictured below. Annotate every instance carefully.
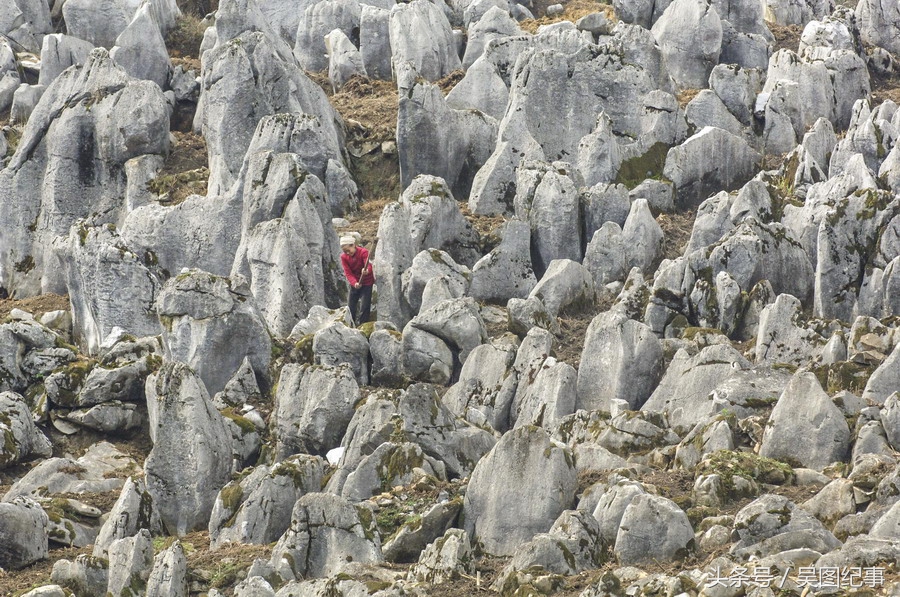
[406,297,488,365]
[312,323,370,386]
[463,7,521,69]
[51,555,109,596]
[583,223,627,287]
[294,0,361,72]
[708,64,762,126]
[368,329,404,386]
[622,199,664,273]
[507,296,560,337]
[442,341,517,432]
[106,529,153,597]
[760,372,851,471]
[577,310,663,412]
[0,497,49,569]
[512,357,576,430]
[614,494,694,565]
[0,391,52,469]
[373,175,479,326]
[402,250,471,316]
[110,3,171,88]
[63,224,163,356]
[341,442,446,501]
[673,416,735,470]
[862,336,900,404]
[156,270,271,396]
[270,492,383,580]
[651,0,721,90]
[528,259,594,318]
[210,456,324,548]
[515,163,582,276]
[641,344,752,433]
[214,357,262,409]
[273,363,359,459]
[93,476,161,558]
[731,494,840,559]
[857,0,900,55]
[326,29,365,92]
[197,27,343,195]
[401,327,454,385]
[685,89,746,138]
[389,0,461,80]
[360,5,392,80]
[144,362,233,535]
[591,480,647,545]
[62,0,129,48]
[664,127,761,209]
[397,81,497,201]
[470,220,537,303]
[407,528,474,584]
[383,498,462,564]
[38,34,94,87]
[801,478,857,528]
[754,294,824,365]
[463,426,576,556]
[146,541,187,597]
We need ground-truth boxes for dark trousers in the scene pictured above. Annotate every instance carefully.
[349,284,373,325]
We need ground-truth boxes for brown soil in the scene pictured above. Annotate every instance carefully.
[176,0,219,18]
[520,0,614,34]
[0,293,69,319]
[460,206,508,254]
[768,22,802,54]
[147,132,209,205]
[554,313,594,369]
[657,210,695,262]
[345,198,392,247]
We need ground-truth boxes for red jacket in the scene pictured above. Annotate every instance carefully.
[341,246,375,286]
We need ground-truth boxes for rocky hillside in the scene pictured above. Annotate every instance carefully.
[2,0,900,595]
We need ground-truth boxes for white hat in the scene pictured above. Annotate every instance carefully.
[339,235,356,246]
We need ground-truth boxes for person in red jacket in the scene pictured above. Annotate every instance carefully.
[340,234,375,325]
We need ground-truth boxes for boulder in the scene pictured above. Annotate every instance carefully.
[146,541,188,597]
[614,494,694,565]
[273,363,358,459]
[294,0,361,72]
[0,391,52,469]
[270,492,383,580]
[576,310,663,412]
[62,0,130,48]
[863,341,900,404]
[389,0,461,81]
[312,323,370,385]
[210,456,324,548]
[106,529,154,597]
[144,362,233,535]
[663,126,761,209]
[402,250,471,316]
[325,29,365,92]
[759,372,851,471]
[622,198,664,273]
[38,34,94,87]
[110,3,171,88]
[93,476,161,558]
[528,259,594,318]
[156,270,271,396]
[0,497,49,569]
[408,528,475,584]
[463,426,576,556]
[442,341,517,431]
[731,494,840,559]
[470,220,537,303]
[651,0,722,90]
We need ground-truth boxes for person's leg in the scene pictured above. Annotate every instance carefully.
[348,286,362,324]
[358,285,373,324]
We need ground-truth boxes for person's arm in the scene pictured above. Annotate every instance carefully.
[358,247,371,277]
[341,254,359,286]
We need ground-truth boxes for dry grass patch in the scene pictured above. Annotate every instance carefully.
[0,293,69,318]
[657,210,695,262]
[166,14,208,61]
[147,131,209,205]
[519,0,614,34]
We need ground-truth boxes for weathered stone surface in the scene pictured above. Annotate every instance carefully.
[374,176,479,327]
[0,391,52,469]
[408,528,474,584]
[731,494,841,559]
[760,372,851,471]
[110,3,171,88]
[614,494,694,565]
[0,497,49,570]
[273,363,358,459]
[863,341,900,404]
[663,127,761,209]
[651,0,722,90]
[93,476,160,558]
[156,270,271,396]
[389,0,461,81]
[470,220,537,303]
[442,341,517,432]
[270,492,383,580]
[210,456,324,548]
[107,529,153,597]
[144,362,233,535]
[146,541,187,597]
[463,426,576,556]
